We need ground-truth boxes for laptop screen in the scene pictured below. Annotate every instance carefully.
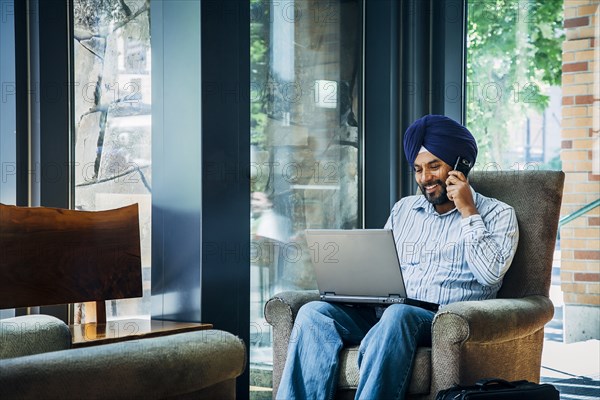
[305,229,408,299]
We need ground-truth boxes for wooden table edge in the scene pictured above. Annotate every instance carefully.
[69,318,213,348]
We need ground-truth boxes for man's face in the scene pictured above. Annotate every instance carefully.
[413,151,453,206]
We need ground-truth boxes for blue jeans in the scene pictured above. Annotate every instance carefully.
[276,301,435,400]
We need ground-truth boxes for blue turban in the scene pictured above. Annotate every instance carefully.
[403,115,478,168]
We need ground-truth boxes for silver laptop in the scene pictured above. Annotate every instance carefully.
[305,229,439,312]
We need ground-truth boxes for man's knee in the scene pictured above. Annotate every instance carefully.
[293,301,343,343]
[380,304,432,325]
[297,301,335,321]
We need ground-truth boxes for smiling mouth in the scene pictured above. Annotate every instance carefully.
[420,180,450,205]
[424,184,438,193]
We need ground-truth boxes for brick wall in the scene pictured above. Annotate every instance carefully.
[560,0,600,342]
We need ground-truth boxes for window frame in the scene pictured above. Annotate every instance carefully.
[10,0,73,322]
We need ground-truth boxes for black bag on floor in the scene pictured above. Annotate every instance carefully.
[436,378,560,399]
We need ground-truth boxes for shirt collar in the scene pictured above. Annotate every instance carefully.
[412,186,478,216]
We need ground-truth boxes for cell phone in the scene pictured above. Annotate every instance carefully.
[453,156,472,177]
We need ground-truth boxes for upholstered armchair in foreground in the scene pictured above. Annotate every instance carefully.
[0,317,246,399]
[265,170,565,400]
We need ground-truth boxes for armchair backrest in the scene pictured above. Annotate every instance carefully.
[468,170,565,299]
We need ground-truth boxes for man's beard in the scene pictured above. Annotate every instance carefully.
[418,179,450,205]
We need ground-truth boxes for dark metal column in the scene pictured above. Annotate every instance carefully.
[399,0,431,199]
[398,0,467,199]
[431,0,467,123]
[200,1,250,397]
[38,0,72,209]
[364,0,400,228]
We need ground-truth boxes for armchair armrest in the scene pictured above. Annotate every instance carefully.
[264,290,320,397]
[0,329,246,400]
[264,290,320,328]
[0,315,71,360]
[433,295,554,344]
[430,295,554,394]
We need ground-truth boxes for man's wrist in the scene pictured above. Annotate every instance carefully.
[460,206,479,218]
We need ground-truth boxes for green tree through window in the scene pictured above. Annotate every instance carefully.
[467,0,563,168]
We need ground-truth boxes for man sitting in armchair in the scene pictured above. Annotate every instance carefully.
[276,115,520,400]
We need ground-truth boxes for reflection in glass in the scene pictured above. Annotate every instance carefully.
[250,0,362,392]
[73,0,151,322]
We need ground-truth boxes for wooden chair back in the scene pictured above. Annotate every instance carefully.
[0,203,142,323]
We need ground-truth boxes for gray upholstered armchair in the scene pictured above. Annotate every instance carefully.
[0,315,246,399]
[265,170,565,399]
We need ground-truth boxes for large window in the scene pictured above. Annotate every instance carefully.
[73,0,151,322]
[250,0,362,393]
[0,0,16,206]
[466,0,564,171]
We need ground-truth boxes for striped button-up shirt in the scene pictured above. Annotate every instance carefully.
[384,188,519,306]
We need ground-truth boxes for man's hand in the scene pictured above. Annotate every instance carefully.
[446,171,478,218]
